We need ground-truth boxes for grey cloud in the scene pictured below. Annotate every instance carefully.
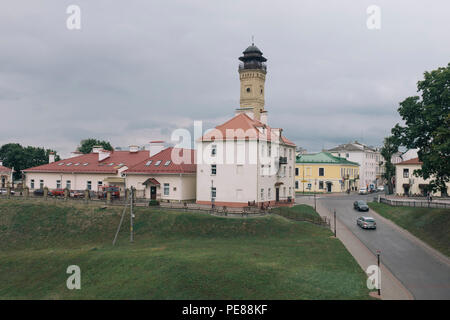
[0,0,449,155]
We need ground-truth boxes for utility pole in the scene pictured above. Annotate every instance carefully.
[334,209,337,237]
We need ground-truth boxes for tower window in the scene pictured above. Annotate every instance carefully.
[261,89,263,94]
[246,87,251,93]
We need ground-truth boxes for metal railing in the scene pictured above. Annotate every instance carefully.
[379,197,450,209]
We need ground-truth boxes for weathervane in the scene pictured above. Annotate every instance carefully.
[252,35,254,45]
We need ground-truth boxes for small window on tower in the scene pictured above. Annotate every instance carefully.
[246,87,251,93]
[261,88,263,94]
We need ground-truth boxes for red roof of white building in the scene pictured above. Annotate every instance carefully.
[198,113,296,146]
[0,165,12,173]
[23,150,149,174]
[124,147,196,174]
[396,157,422,165]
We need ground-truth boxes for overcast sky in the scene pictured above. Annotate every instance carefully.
[1,0,449,157]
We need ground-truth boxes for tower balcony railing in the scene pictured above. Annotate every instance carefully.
[238,62,267,71]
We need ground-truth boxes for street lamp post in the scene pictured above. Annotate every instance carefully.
[377,250,381,296]
[334,209,336,237]
[314,179,317,210]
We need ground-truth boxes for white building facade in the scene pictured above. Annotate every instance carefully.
[196,44,296,207]
[327,141,380,189]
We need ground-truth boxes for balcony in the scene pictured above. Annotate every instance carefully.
[279,156,288,165]
[239,62,267,71]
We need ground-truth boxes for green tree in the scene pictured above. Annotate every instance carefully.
[77,139,113,154]
[380,136,399,195]
[0,143,60,180]
[392,63,450,195]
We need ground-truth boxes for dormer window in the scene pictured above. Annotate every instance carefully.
[74,163,80,166]
[164,160,171,166]
[108,163,114,166]
[155,160,161,166]
[145,160,153,166]
[58,163,65,166]
[66,163,72,166]
[83,163,89,166]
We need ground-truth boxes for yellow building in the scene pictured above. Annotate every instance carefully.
[295,152,359,193]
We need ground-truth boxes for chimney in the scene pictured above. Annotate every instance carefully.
[49,152,55,163]
[260,111,268,125]
[98,149,111,161]
[129,145,139,153]
[92,145,102,153]
[149,140,164,157]
[69,151,82,158]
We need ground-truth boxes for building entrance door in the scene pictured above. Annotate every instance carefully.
[327,182,332,193]
[275,188,280,202]
[150,186,157,200]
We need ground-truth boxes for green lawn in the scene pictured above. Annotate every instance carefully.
[368,202,450,257]
[0,200,371,299]
[272,204,322,222]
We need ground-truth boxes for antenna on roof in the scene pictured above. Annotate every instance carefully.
[251,35,254,45]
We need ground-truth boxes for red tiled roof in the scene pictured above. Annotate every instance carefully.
[23,150,149,173]
[0,165,12,173]
[396,157,422,165]
[198,113,296,146]
[124,147,196,174]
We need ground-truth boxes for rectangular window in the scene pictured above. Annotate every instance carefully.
[56,180,61,189]
[261,188,264,200]
[268,188,271,199]
[319,181,324,189]
[66,180,71,190]
[31,179,35,189]
[164,183,169,196]
[319,168,324,176]
[211,144,217,156]
[295,181,299,189]
[268,145,272,157]
[40,180,44,189]
[87,181,92,190]
[98,181,103,188]
[260,164,264,176]
[211,187,216,198]
[289,166,292,177]
[289,187,292,196]
[295,167,299,176]
[211,164,217,175]
[403,168,409,178]
[289,149,292,160]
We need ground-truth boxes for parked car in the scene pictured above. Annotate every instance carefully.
[51,189,65,197]
[98,186,120,199]
[354,200,369,211]
[33,189,52,196]
[357,216,377,229]
[359,187,368,195]
[0,188,15,195]
[70,190,85,198]
[377,186,384,191]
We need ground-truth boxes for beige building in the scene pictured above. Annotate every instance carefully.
[395,157,449,196]
[0,160,13,188]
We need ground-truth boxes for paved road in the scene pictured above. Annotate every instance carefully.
[308,193,450,300]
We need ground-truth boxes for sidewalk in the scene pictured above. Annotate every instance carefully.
[297,197,413,300]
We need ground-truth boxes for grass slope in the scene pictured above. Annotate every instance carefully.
[0,200,370,299]
[368,202,450,257]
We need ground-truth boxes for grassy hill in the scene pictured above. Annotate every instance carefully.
[0,200,371,299]
[368,202,450,257]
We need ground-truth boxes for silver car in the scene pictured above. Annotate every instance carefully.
[357,216,376,229]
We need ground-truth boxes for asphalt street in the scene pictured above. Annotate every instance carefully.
[311,193,450,299]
